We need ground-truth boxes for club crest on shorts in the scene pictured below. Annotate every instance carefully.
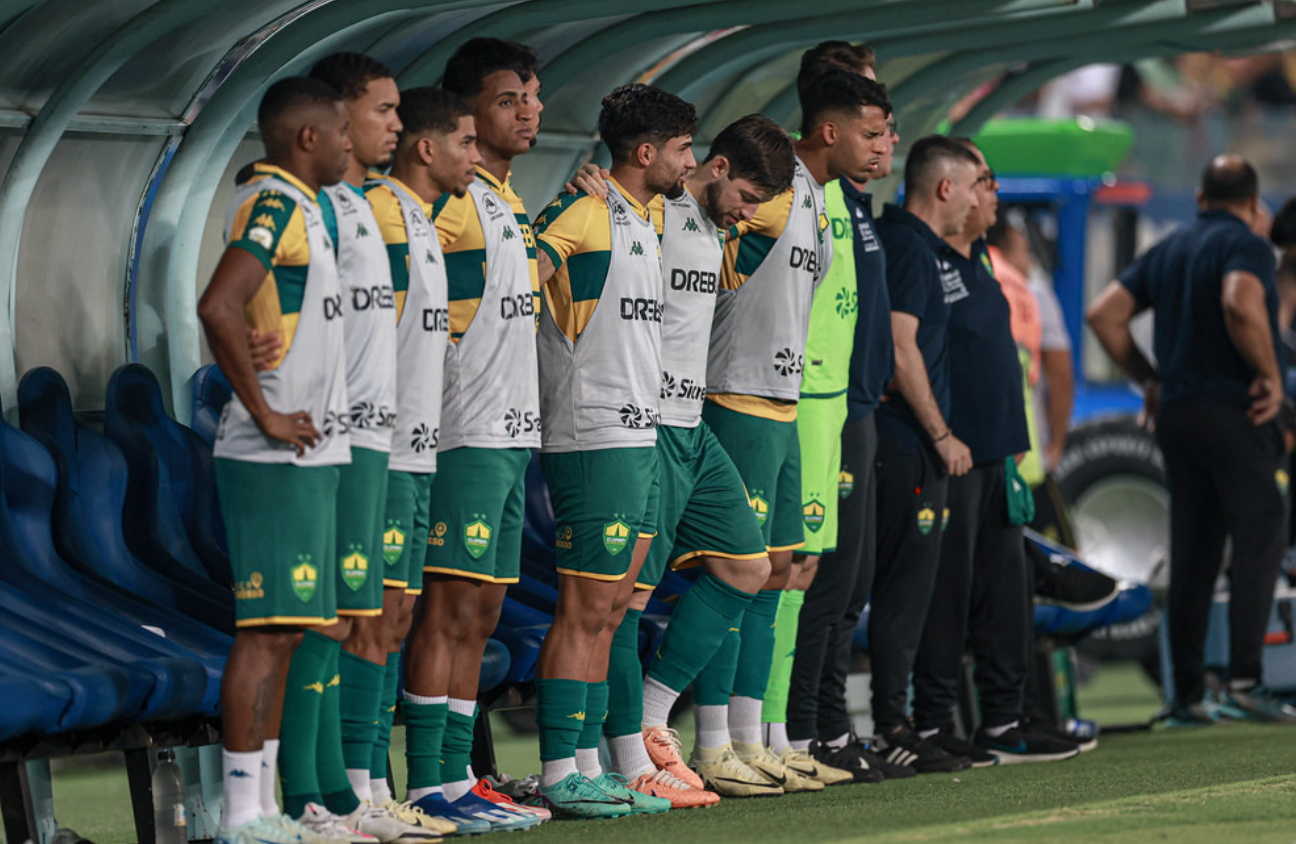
[603,517,632,556]
[916,506,936,536]
[803,499,825,533]
[838,470,854,498]
[464,516,493,560]
[747,491,770,526]
[292,555,318,603]
[382,523,406,566]
[341,545,369,591]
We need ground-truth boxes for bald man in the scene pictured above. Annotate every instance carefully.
[1088,154,1294,726]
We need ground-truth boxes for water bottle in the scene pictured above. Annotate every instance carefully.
[152,749,188,844]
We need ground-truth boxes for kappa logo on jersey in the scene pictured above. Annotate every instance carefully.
[500,292,535,320]
[670,268,717,294]
[747,492,770,526]
[253,213,278,232]
[429,521,447,547]
[940,259,969,304]
[789,245,820,276]
[382,524,406,566]
[683,216,701,233]
[349,400,396,431]
[773,348,804,377]
[464,515,493,560]
[424,249,438,265]
[341,546,369,591]
[838,469,854,498]
[835,288,858,318]
[603,518,632,556]
[917,505,936,536]
[630,240,646,256]
[803,500,825,533]
[803,194,813,209]
[618,404,660,429]
[291,556,318,602]
[410,423,439,453]
[620,296,663,322]
[502,225,516,241]
[503,408,540,437]
[355,222,370,238]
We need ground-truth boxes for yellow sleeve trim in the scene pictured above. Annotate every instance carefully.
[383,577,410,588]
[708,393,798,422]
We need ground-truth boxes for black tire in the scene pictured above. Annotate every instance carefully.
[1053,416,1169,668]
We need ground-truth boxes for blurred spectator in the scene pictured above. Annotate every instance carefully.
[1037,65,1121,119]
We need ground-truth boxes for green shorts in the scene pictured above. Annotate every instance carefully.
[701,401,804,553]
[335,447,390,616]
[215,458,340,628]
[425,447,530,584]
[638,424,768,590]
[541,446,659,582]
[796,395,848,555]
[382,470,433,594]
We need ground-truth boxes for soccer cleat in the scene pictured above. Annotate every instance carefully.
[377,800,459,836]
[809,739,891,782]
[626,769,720,809]
[1063,718,1100,752]
[732,741,823,793]
[220,815,328,844]
[449,790,541,831]
[296,804,379,844]
[689,743,784,797]
[1157,702,1219,729]
[344,802,442,843]
[536,772,632,820]
[872,725,968,774]
[925,730,999,768]
[267,812,352,844]
[406,794,491,836]
[471,777,551,822]
[1218,687,1296,724]
[590,772,671,814]
[776,747,854,785]
[643,725,706,791]
[972,725,1080,764]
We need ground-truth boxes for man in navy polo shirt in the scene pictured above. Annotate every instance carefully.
[1088,155,1294,725]
[867,135,980,772]
[910,140,1079,765]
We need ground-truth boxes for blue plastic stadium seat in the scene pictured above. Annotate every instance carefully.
[0,669,81,740]
[479,638,511,693]
[490,626,542,684]
[18,367,233,632]
[105,364,231,586]
[0,623,138,728]
[190,363,232,448]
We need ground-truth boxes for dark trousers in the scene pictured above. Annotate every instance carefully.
[912,461,1029,732]
[788,413,877,741]
[869,413,948,729]
[1156,401,1287,703]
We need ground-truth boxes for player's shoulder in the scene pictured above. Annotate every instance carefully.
[534,190,604,231]
[729,188,793,240]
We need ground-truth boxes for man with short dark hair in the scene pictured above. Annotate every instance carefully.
[868,135,981,773]
[200,76,352,844]
[530,82,697,818]
[1088,154,1294,725]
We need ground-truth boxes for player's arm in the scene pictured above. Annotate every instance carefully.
[198,248,320,455]
[891,312,971,476]
[1087,280,1158,425]
[1222,268,1283,424]
[534,194,593,287]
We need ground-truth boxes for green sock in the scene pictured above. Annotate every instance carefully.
[732,589,782,700]
[693,621,742,706]
[340,650,386,772]
[579,681,610,750]
[604,610,644,738]
[649,572,755,694]
[370,652,401,781]
[280,630,332,818]
[317,639,361,816]
[404,697,448,790]
[440,704,477,787]
[535,678,587,762]
[762,589,804,722]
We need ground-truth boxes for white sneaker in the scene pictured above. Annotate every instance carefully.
[376,799,457,836]
[296,803,378,844]
[266,813,339,844]
[344,802,441,843]
[219,816,317,844]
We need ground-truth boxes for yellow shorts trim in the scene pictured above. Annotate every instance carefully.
[670,549,769,568]
[638,531,657,539]
[633,581,656,591]
[235,615,333,628]
[383,578,409,589]
[767,542,806,553]
[423,566,504,584]
[556,567,628,583]
[336,608,384,618]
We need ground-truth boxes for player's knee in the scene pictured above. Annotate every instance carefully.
[708,555,771,593]
[236,626,304,660]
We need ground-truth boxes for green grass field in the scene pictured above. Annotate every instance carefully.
[42,663,1296,844]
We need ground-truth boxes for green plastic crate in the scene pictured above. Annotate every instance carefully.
[973,117,1134,178]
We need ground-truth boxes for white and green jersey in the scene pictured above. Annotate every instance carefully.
[323,182,397,451]
[656,186,722,428]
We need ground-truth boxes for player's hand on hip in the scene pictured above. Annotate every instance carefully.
[936,435,973,477]
[1247,372,1283,426]
[1137,378,1160,432]
[256,409,321,457]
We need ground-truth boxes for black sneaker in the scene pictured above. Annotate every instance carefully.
[809,739,885,783]
[973,724,1080,764]
[1030,545,1120,612]
[926,729,998,768]
[1023,716,1097,753]
[873,724,968,774]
